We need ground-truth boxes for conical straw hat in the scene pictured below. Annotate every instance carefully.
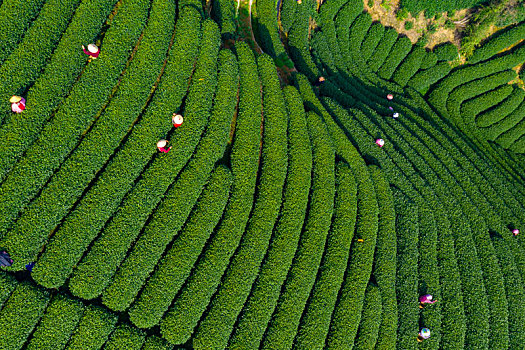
[10,95,21,103]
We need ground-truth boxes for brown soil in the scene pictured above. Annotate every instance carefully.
[363,0,469,49]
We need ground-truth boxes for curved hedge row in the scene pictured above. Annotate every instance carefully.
[228,85,312,349]
[160,41,262,345]
[476,86,525,129]
[0,0,151,267]
[369,165,398,350]
[66,305,118,350]
[99,19,221,311]
[5,0,174,277]
[287,5,319,81]
[127,166,232,328]
[433,42,457,61]
[367,28,398,72]
[0,0,46,65]
[261,110,335,350]
[103,324,145,350]
[469,21,525,64]
[392,45,426,87]
[142,336,174,350]
[212,0,236,38]
[360,22,385,62]
[254,0,285,58]
[192,53,288,349]
[460,85,514,125]
[0,0,82,123]
[0,281,50,350]
[25,294,84,350]
[295,162,357,349]
[0,272,16,310]
[485,100,525,142]
[378,36,413,80]
[419,50,438,69]
[407,61,452,94]
[495,100,525,147]
[30,6,202,288]
[0,0,118,181]
[354,284,383,350]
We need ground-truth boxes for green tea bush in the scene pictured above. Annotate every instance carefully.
[0,281,50,350]
[287,6,319,81]
[495,101,525,148]
[335,0,365,69]
[419,50,438,69]
[228,86,312,349]
[378,36,413,80]
[0,0,46,65]
[262,110,335,350]
[212,0,236,37]
[0,0,151,268]
[354,284,383,350]
[26,294,84,350]
[470,21,525,64]
[193,53,288,349]
[128,166,232,328]
[100,20,221,311]
[367,28,399,72]
[400,0,482,17]
[492,237,525,349]
[66,306,117,350]
[418,207,442,350]
[254,0,285,57]
[369,166,398,350]
[103,324,145,350]
[30,6,202,288]
[460,85,514,124]
[160,42,262,344]
[392,44,426,86]
[349,13,373,53]
[280,0,299,33]
[0,272,16,310]
[0,0,82,123]
[360,22,386,61]
[6,0,174,278]
[295,163,357,349]
[476,86,525,129]
[0,0,118,181]
[142,336,174,350]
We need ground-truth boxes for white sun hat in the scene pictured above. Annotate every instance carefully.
[87,44,99,53]
[172,114,184,125]
[157,139,168,148]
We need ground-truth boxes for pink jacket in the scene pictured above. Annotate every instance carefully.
[419,294,436,304]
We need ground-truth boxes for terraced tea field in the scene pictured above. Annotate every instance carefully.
[1,0,525,349]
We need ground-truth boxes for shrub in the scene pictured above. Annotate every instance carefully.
[492,237,525,349]
[400,0,481,16]
[30,6,202,288]
[354,284,383,350]
[0,281,50,350]
[295,162,357,349]
[0,0,118,182]
[262,110,335,350]
[66,306,118,350]
[142,336,174,350]
[396,7,410,20]
[418,207,442,350]
[349,13,374,54]
[361,22,386,61]
[6,0,175,278]
[407,61,452,94]
[369,166,398,350]
[280,0,299,33]
[470,21,525,64]
[228,86,312,349]
[433,42,457,61]
[127,166,233,328]
[26,294,84,350]
[0,0,151,267]
[287,5,319,81]
[0,272,17,310]
[367,28,398,72]
[378,36,414,80]
[419,50,438,69]
[392,45,426,86]
[0,0,82,124]
[460,85,514,124]
[254,0,286,57]
[476,86,525,129]
[103,324,145,350]
[211,0,236,38]
[404,21,414,30]
[99,20,221,311]
[495,101,525,148]
[192,54,288,350]
[0,0,46,65]
[160,41,262,345]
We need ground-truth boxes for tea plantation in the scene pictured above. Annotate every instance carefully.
[1,0,525,348]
